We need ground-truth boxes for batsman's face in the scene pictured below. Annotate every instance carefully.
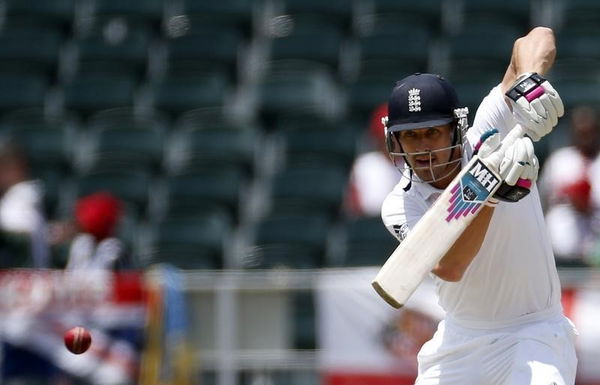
[397,124,459,187]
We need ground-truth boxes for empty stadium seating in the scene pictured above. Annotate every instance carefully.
[0,0,595,277]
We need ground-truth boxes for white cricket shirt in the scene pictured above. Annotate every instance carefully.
[381,86,562,329]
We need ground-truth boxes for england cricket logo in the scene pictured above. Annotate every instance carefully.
[408,88,421,112]
[446,159,500,222]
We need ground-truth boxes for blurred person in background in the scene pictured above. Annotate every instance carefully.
[0,138,49,268]
[539,105,600,266]
[345,103,401,216]
[50,191,127,271]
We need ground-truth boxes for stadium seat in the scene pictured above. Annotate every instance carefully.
[269,165,347,219]
[277,120,357,169]
[554,80,600,110]
[268,18,344,76]
[62,72,136,116]
[276,0,354,32]
[75,108,166,173]
[247,214,330,268]
[365,0,442,32]
[561,0,600,31]
[256,66,342,126]
[446,23,518,83]
[156,169,245,221]
[87,0,165,29]
[149,73,231,116]
[0,109,74,174]
[355,20,430,80]
[0,74,47,113]
[74,168,152,216]
[0,26,62,78]
[342,216,398,267]
[1,0,74,32]
[452,79,499,120]
[73,24,150,80]
[163,23,243,81]
[140,212,231,269]
[179,0,257,35]
[460,0,531,33]
[549,26,600,85]
[347,72,397,125]
[166,112,257,176]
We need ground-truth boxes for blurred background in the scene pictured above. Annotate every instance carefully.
[1,0,600,384]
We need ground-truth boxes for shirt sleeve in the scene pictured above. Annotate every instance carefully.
[381,188,428,242]
[468,85,518,144]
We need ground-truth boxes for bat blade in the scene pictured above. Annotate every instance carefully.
[372,154,504,308]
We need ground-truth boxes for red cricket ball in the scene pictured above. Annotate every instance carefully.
[64,326,92,354]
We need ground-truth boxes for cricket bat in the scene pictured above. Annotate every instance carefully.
[372,124,526,308]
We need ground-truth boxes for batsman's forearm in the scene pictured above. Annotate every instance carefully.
[432,206,495,281]
[502,27,556,95]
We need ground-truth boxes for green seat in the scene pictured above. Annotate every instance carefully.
[257,67,341,124]
[367,0,442,30]
[79,109,165,172]
[278,120,357,169]
[555,80,600,110]
[167,112,257,175]
[0,74,47,112]
[74,26,150,79]
[2,0,74,31]
[0,110,74,173]
[562,0,600,31]
[142,213,231,269]
[347,73,397,124]
[90,0,165,28]
[461,0,531,32]
[248,214,330,268]
[158,169,245,221]
[452,79,499,120]
[550,58,600,84]
[447,23,519,78]
[151,73,230,116]
[164,24,242,80]
[0,26,62,77]
[75,168,151,216]
[270,166,347,218]
[62,73,136,116]
[269,20,344,75]
[180,0,256,34]
[342,216,398,266]
[279,0,353,31]
[356,21,430,79]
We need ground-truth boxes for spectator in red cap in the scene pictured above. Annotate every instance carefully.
[345,103,401,216]
[61,191,125,271]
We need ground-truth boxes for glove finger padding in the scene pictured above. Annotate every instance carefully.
[499,137,535,185]
[506,72,563,142]
[542,81,565,117]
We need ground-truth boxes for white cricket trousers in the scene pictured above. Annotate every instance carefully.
[415,314,578,385]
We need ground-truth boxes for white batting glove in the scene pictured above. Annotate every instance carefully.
[498,136,539,185]
[505,72,564,142]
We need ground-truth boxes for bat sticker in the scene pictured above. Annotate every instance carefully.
[446,159,500,222]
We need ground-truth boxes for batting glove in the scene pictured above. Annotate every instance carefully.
[505,72,564,142]
[474,128,538,203]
